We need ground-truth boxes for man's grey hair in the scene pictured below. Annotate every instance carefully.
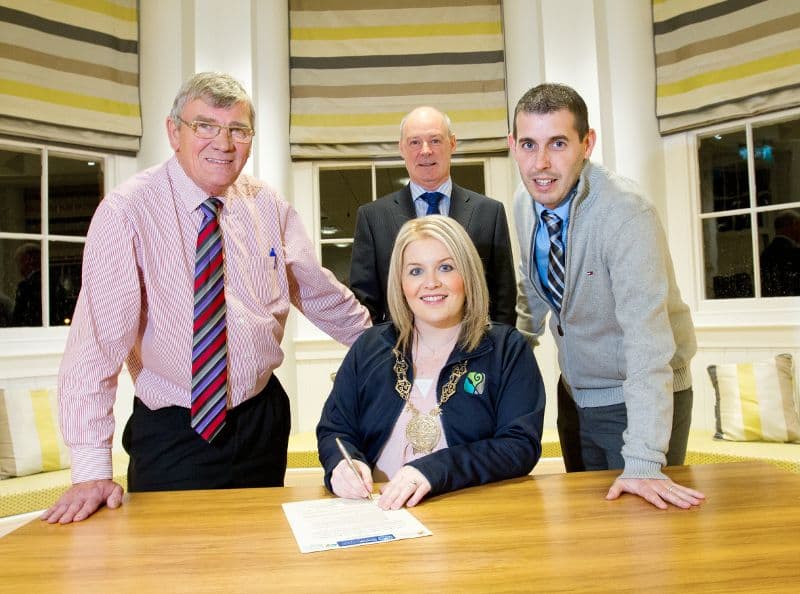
[169,72,255,128]
[399,106,454,139]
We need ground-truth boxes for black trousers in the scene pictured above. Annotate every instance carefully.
[556,375,693,472]
[122,374,290,492]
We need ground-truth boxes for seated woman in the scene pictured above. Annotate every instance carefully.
[317,215,545,510]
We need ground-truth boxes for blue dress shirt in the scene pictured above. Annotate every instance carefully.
[411,179,452,217]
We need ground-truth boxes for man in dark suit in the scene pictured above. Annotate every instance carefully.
[350,106,517,325]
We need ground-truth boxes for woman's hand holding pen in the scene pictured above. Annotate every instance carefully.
[378,466,431,511]
[331,458,374,500]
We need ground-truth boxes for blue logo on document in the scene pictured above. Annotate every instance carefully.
[337,534,395,547]
[464,372,486,395]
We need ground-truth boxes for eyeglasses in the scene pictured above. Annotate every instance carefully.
[178,118,255,144]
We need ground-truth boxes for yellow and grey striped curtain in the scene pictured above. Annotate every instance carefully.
[0,0,141,153]
[653,0,800,135]
[289,0,508,159]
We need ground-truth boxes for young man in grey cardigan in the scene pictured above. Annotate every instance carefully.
[509,83,705,510]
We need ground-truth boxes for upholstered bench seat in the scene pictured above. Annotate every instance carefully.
[685,430,800,474]
[540,428,562,458]
[287,431,321,468]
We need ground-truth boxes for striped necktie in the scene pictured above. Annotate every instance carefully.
[541,210,566,311]
[191,197,228,442]
[420,191,444,215]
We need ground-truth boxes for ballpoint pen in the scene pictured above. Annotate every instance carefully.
[335,437,374,500]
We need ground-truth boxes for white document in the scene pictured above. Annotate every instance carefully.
[282,497,432,553]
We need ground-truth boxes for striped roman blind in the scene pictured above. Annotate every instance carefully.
[0,0,141,153]
[289,0,508,159]
[653,0,800,135]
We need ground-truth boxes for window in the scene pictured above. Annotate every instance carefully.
[317,161,486,285]
[0,143,104,328]
[697,113,800,300]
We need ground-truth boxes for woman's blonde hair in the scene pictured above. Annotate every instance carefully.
[387,215,490,355]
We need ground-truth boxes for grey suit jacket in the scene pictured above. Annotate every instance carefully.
[349,183,517,325]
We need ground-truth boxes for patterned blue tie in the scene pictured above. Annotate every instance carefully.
[420,192,444,215]
[191,198,228,442]
[541,210,566,310]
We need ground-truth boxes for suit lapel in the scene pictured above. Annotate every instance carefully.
[449,184,474,227]
[391,185,417,228]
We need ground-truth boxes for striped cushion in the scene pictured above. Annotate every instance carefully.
[707,354,800,443]
[0,384,71,479]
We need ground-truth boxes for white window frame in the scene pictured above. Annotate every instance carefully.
[689,107,800,327]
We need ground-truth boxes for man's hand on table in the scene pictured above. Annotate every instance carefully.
[40,479,124,524]
[606,476,705,510]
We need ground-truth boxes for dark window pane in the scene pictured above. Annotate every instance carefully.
[319,168,371,239]
[451,163,485,194]
[753,118,800,207]
[0,239,42,327]
[0,239,84,327]
[759,208,800,297]
[0,148,42,234]
[48,154,103,236]
[703,215,754,299]
[321,242,353,285]
[698,129,748,214]
[376,165,407,198]
[50,241,84,325]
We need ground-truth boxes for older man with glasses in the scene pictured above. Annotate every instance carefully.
[43,72,371,525]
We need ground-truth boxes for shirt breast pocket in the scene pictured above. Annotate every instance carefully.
[248,252,281,304]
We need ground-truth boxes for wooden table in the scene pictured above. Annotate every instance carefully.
[1,462,798,593]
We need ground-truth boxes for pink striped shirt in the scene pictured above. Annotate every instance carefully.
[59,157,371,483]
